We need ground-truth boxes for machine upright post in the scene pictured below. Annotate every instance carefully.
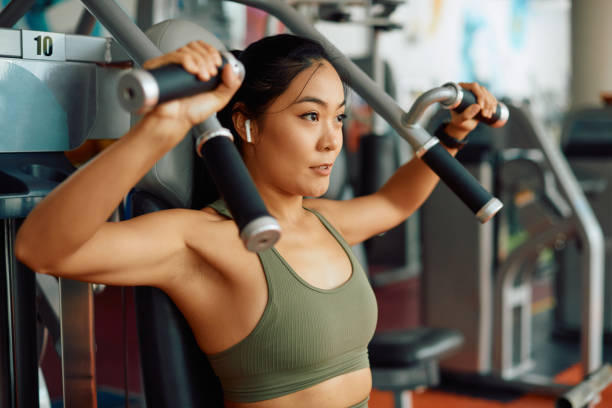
[1,220,15,408]
[9,221,39,408]
[1,219,39,408]
[60,278,97,408]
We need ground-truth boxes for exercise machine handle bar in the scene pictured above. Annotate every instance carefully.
[81,0,281,252]
[230,0,503,223]
[117,53,245,114]
[403,82,509,128]
[401,82,508,222]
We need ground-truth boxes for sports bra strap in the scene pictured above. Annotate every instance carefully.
[302,206,352,252]
[209,199,232,218]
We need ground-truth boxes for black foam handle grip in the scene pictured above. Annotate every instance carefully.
[199,136,270,231]
[154,57,227,104]
[421,142,500,221]
[452,90,507,127]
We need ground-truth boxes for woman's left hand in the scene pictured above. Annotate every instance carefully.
[446,82,498,140]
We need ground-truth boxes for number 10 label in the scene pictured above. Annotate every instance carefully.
[22,30,66,61]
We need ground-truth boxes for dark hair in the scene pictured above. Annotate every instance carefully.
[218,34,342,152]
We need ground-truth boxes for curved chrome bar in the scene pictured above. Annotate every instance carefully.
[401,84,459,126]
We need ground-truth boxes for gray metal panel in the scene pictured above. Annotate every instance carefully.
[87,65,132,140]
[0,28,129,62]
[0,29,21,57]
[421,162,494,374]
[65,34,130,63]
[0,57,130,152]
[0,58,95,152]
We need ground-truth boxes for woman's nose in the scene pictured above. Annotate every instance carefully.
[318,124,341,152]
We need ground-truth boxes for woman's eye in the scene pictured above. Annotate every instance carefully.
[336,113,347,123]
[301,112,318,122]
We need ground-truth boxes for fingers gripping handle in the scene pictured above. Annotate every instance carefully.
[117,51,245,114]
[420,142,503,223]
[197,133,281,252]
[441,82,509,128]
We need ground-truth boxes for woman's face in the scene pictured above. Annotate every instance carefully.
[250,59,345,198]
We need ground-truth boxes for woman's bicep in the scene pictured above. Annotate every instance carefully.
[40,210,197,287]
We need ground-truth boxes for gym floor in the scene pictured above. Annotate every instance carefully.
[41,273,612,408]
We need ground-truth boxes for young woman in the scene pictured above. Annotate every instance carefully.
[16,34,498,408]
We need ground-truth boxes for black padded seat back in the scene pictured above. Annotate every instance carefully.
[129,19,229,408]
[135,135,194,208]
[131,191,223,408]
[134,19,227,209]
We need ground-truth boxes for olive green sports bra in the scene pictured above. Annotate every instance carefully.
[206,200,378,403]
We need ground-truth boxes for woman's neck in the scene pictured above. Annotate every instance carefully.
[256,185,306,227]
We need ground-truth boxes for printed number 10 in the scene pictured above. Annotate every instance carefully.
[34,35,53,57]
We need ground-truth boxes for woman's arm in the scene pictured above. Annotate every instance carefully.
[15,41,241,286]
[307,82,499,245]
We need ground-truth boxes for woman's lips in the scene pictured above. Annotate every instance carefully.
[310,163,333,176]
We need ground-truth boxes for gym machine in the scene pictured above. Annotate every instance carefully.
[421,103,612,407]
[1,0,511,407]
[557,106,612,338]
[0,12,132,407]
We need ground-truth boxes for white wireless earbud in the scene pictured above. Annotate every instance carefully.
[245,119,252,143]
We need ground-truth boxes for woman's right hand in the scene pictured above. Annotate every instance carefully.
[141,41,242,133]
